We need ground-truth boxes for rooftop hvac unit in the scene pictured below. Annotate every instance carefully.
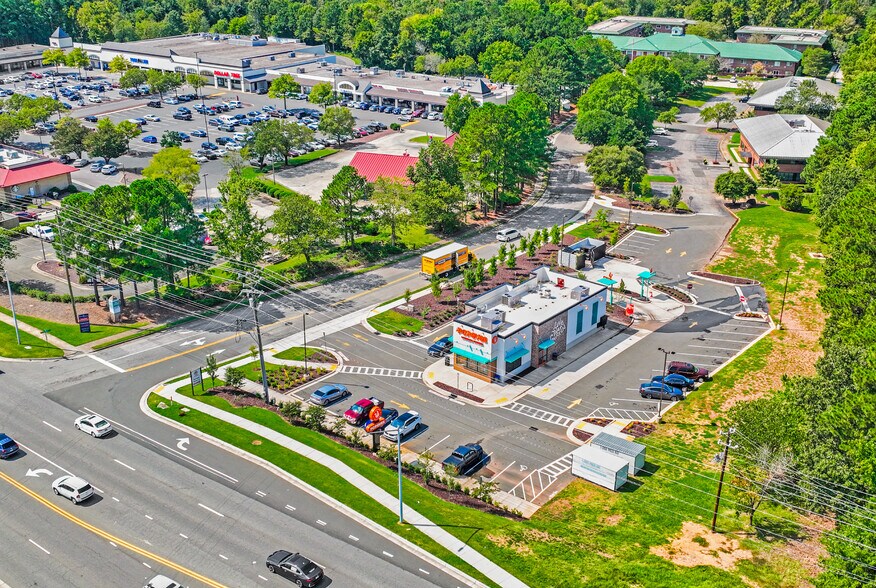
[318,61,326,67]
[424,76,429,80]
[242,59,251,67]
[269,56,275,61]
[352,65,361,72]
[332,68,342,75]
[394,69,405,77]
[570,285,589,300]
[540,288,552,298]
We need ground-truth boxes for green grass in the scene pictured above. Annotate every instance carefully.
[367,309,424,335]
[239,167,262,180]
[148,392,496,588]
[356,224,439,250]
[568,220,623,243]
[636,225,667,235]
[677,86,732,108]
[409,135,440,144]
[0,320,64,358]
[273,347,327,361]
[289,148,339,167]
[0,307,148,346]
[709,197,822,306]
[729,132,741,146]
[645,174,676,183]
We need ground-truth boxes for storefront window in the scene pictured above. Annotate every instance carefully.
[505,357,523,372]
[456,355,493,377]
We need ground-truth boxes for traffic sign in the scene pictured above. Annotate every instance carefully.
[739,295,746,303]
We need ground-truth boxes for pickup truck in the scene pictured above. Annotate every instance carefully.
[442,443,486,475]
[344,396,384,425]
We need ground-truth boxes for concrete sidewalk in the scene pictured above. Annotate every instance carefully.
[149,380,528,588]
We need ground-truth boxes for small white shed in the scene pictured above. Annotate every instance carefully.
[571,444,629,491]
[591,432,646,474]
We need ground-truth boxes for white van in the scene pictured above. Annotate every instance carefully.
[497,228,521,242]
[219,114,238,124]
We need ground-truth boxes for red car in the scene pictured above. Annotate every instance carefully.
[344,397,383,425]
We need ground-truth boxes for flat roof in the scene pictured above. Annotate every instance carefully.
[0,43,50,65]
[736,25,828,36]
[456,267,606,336]
[588,16,696,35]
[736,114,828,160]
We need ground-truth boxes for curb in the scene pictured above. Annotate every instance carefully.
[140,385,487,588]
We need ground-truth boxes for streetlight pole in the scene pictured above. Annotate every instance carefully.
[657,347,675,423]
[194,51,211,144]
[247,289,271,404]
[202,173,209,212]
[397,432,404,524]
[5,269,20,345]
[778,268,791,327]
[302,312,309,372]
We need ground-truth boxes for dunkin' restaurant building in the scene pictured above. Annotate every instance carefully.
[451,267,608,383]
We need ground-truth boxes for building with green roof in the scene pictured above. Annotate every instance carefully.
[592,32,802,76]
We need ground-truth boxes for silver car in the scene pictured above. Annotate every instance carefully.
[309,384,350,406]
[52,475,94,504]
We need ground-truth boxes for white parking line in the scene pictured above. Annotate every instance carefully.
[258,575,269,581]
[144,514,153,520]
[675,352,728,359]
[348,535,359,541]
[42,421,61,432]
[219,554,228,560]
[179,533,188,539]
[490,460,516,482]
[255,490,266,497]
[142,562,151,569]
[382,551,394,558]
[316,519,327,526]
[688,345,743,351]
[113,459,136,471]
[419,569,431,575]
[284,505,296,512]
[700,337,752,343]
[426,435,450,451]
[28,539,50,554]
[198,503,225,518]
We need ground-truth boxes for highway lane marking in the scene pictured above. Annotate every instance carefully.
[490,461,516,482]
[144,540,152,546]
[17,442,74,477]
[426,435,450,451]
[284,505,296,512]
[348,534,359,541]
[28,539,50,554]
[143,562,151,569]
[419,569,431,575]
[144,514,153,520]
[219,554,228,560]
[316,519,327,526]
[382,551,394,558]
[0,470,226,588]
[114,459,136,471]
[86,353,126,373]
[179,533,188,539]
[42,420,61,432]
[82,407,239,484]
[198,503,225,518]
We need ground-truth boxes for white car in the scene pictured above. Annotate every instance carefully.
[194,154,208,163]
[52,475,94,504]
[426,112,440,120]
[144,114,161,122]
[74,414,113,438]
[26,225,54,241]
[144,575,184,588]
[652,127,669,135]
[646,139,659,148]
[383,411,422,441]
[226,143,242,151]
[87,95,102,103]
[214,148,228,156]
[163,97,179,104]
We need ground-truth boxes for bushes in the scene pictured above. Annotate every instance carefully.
[9,281,92,304]
[224,366,244,389]
[499,193,521,205]
[779,184,805,212]
[257,179,300,199]
[389,122,401,131]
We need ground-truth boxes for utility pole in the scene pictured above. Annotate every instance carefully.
[53,215,78,322]
[778,268,791,327]
[302,312,309,372]
[712,427,736,532]
[246,289,271,404]
[657,347,675,423]
[202,173,209,212]
[5,269,20,344]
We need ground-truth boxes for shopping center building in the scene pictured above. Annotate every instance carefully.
[451,267,608,383]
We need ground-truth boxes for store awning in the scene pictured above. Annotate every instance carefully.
[597,277,617,286]
[504,347,529,363]
[452,347,491,364]
[537,339,556,350]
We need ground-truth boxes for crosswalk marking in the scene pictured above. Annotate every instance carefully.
[337,365,423,379]
[503,402,574,427]
[588,407,656,421]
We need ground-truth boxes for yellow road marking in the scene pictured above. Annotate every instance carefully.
[665,248,672,254]
[352,333,369,342]
[495,397,507,404]
[341,341,350,347]
[408,393,425,402]
[567,399,582,409]
[0,470,226,588]
[401,121,420,128]
[396,402,410,410]
[679,251,687,257]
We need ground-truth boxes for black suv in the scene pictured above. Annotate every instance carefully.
[147,100,161,108]
[266,551,323,586]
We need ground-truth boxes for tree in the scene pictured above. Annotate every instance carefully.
[686,21,726,40]
[443,94,478,134]
[371,178,411,247]
[207,175,268,273]
[732,446,792,527]
[146,70,173,101]
[437,55,478,77]
[76,0,120,42]
[656,107,680,126]
[579,72,654,133]
[119,68,147,90]
[516,37,584,119]
[585,145,646,190]
[778,184,805,212]
[303,405,327,430]
[318,106,355,146]
[224,366,244,389]
[204,353,219,385]
[801,47,833,78]
[626,55,683,108]
[667,185,683,210]
[714,170,756,203]
[143,147,201,194]
[407,139,462,186]
[83,118,139,163]
[272,191,336,267]
[247,119,287,167]
[268,73,301,112]
[574,109,644,148]
[41,48,66,75]
[759,161,781,187]
[414,53,444,74]
[280,121,314,163]
[309,82,335,109]
[700,102,737,129]
[51,117,92,158]
[0,114,23,145]
[775,79,837,119]
[478,41,523,82]
[186,73,208,101]
[670,53,717,94]
[411,180,467,234]
[107,55,130,73]
[750,61,766,77]
[738,80,757,99]
[66,47,91,81]
[321,166,370,248]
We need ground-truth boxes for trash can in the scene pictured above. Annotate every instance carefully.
[444,355,451,366]
[551,352,558,361]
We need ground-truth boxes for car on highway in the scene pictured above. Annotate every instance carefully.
[26,225,54,241]
[101,163,118,175]
[83,115,98,123]
[142,135,158,143]
[74,414,113,438]
[667,360,710,381]
[265,550,323,586]
[52,475,94,504]
[345,396,384,425]
[427,336,453,357]
[143,575,184,588]
[308,384,350,406]
[653,127,669,135]
[442,443,486,475]
[144,114,161,122]
[650,373,696,390]
[364,407,399,433]
[639,382,684,401]
[383,411,422,441]
[0,433,19,459]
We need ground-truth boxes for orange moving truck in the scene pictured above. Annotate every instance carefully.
[421,243,475,276]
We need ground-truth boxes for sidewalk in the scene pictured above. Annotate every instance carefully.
[148,381,528,588]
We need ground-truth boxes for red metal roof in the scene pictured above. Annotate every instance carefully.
[443,133,458,146]
[349,152,417,183]
[0,161,77,188]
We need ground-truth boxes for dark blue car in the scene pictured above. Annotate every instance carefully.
[639,383,684,401]
[0,433,19,459]
[427,336,453,357]
[651,373,696,390]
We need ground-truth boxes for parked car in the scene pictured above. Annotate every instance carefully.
[26,225,54,241]
[190,129,207,137]
[71,157,90,168]
[52,475,94,504]
[344,396,384,425]
[147,100,162,108]
[639,383,685,401]
[74,414,113,438]
[442,443,486,475]
[427,336,453,357]
[652,127,669,135]
[667,360,710,381]
[163,96,179,105]
[177,132,191,142]
[201,141,218,150]
[89,161,104,172]
[142,135,158,143]
[83,115,98,123]
[87,95,102,103]
[173,112,192,121]
[497,228,521,242]
[143,575,184,588]
[650,373,696,390]
[194,154,208,163]
[13,210,39,221]
[399,114,413,122]
[0,433,19,459]
[101,164,118,175]
[383,411,422,441]
[265,550,323,586]
[645,139,659,148]
[364,407,399,433]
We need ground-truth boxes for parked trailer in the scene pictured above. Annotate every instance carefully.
[590,432,646,474]
[421,242,475,277]
[571,443,629,491]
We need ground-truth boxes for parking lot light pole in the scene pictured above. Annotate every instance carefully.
[657,347,675,423]
[5,269,20,345]
[397,432,404,524]
[302,312,309,371]
[201,173,209,211]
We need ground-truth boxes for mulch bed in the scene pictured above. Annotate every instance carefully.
[584,418,611,427]
[690,271,759,286]
[572,429,593,443]
[621,421,657,438]
[652,283,694,304]
[434,381,484,403]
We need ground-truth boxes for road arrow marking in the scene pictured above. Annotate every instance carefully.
[680,251,687,257]
[181,338,206,347]
[26,468,53,478]
[176,437,190,451]
[567,399,582,409]
[688,321,698,329]
[408,393,424,401]
[665,248,672,254]
[609,402,619,407]
[210,349,225,357]
[396,403,410,410]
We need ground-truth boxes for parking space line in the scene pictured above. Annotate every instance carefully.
[700,337,752,343]
[688,345,743,351]
[426,435,450,451]
[490,461,516,482]
[675,352,729,359]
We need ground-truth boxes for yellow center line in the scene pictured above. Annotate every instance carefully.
[0,470,226,588]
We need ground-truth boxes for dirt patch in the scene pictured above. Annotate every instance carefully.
[486,533,534,556]
[523,528,563,543]
[601,513,624,526]
[650,521,753,570]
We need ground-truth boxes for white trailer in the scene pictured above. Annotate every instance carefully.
[571,444,629,491]
[591,432,646,474]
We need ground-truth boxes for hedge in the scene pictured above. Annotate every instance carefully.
[9,281,93,304]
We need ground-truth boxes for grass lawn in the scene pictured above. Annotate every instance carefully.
[729,132,741,146]
[569,220,623,244]
[636,225,667,235]
[677,86,732,108]
[409,135,442,144]
[0,307,148,346]
[645,174,677,183]
[290,148,339,167]
[239,167,262,180]
[273,347,327,361]
[367,309,424,335]
[0,321,64,358]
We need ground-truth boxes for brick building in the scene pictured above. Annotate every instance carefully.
[735,114,828,181]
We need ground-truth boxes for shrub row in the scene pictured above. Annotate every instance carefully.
[9,281,92,304]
